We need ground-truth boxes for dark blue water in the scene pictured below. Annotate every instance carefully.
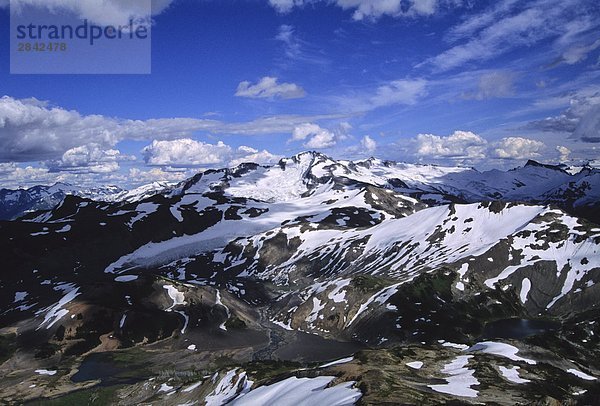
[71,352,149,387]
[482,318,559,339]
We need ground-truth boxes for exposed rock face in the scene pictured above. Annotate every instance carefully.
[0,152,598,404]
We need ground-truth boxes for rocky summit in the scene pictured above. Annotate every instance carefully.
[1,152,599,405]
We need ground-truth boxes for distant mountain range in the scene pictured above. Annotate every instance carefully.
[2,155,599,222]
[0,181,175,220]
[0,152,598,405]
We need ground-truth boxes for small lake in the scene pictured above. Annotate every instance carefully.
[482,318,560,339]
[71,352,150,387]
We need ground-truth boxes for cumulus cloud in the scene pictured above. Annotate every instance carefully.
[47,145,134,174]
[556,145,571,162]
[291,123,341,149]
[3,0,175,26]
[304,131,337,149]
[141,139,282,168]
[416,131,487,159]
[0,164,53,188]
[490,137,544,159]
[0,162,131,189]
[0,96,347,163]
[269,0,449,19]
[128,167,191,184]
[142,139,233,166]
[235,77,306,100]
[463,71,516,100]
[415,131,546,161]
[228,146,282,167]
[0,162,18,175]
[0,96,214,162]
[361,135,377,153]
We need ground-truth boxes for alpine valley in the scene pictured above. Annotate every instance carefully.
[1,151,599,405]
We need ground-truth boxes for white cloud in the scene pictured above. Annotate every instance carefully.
[142,139,233,166]
[415,131,546,161]
[339,0,439,20]
[370,79,428,108]
[304,131,336,149]
[416,130,487,159]
[47,144,134,174]
[556,145,571,162]
[142,139,282,168]
[445,0,520,42]
[361,135,377,153]
[0,162,18,175]
[339,78,428,112]
[0,162,130,189]
[292,123,322,141]
[0,164,53,188]
[0,96,214,162]
[423,0,596,72]
[291,123,339,149]
[4,0,175,26]
[0,96,348,162]
[490,137,544,159]
[269,0,304,13]
[128,167,191,184]
[269,0,450,20]
[274,24,329,66]
[228,147,282,167]
[218,113,350,135]
[235,77,306,100]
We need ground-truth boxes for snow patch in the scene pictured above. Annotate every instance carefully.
[468,342,536,365]
[205,369,252,406]
[115,275,138,282]
[319,356,354,368]
[519,278,531,303]
[498,366,530,384]
[164,285,186,311]
[567,368,596,381]
[36,287,80,330]
[230,375,361,406]
[406,361,423,369]
[428,355,479,398]
[35,369,57,376]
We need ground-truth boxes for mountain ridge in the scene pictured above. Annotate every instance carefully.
[0,152,599,404]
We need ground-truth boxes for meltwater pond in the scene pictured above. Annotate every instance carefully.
[71,352,150,387]
[482,318,560,339]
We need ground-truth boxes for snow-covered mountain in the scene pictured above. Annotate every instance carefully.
[0,152,599,405]
[0,181,176,220]
[3,153,598,223]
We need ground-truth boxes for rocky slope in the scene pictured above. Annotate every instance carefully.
[0,152,598,405]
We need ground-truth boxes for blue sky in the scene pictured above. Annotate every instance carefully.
[0,0,599,188]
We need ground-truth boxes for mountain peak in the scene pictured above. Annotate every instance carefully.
[524,160,568,172]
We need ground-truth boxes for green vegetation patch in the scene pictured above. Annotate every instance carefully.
[27,385,124,406]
